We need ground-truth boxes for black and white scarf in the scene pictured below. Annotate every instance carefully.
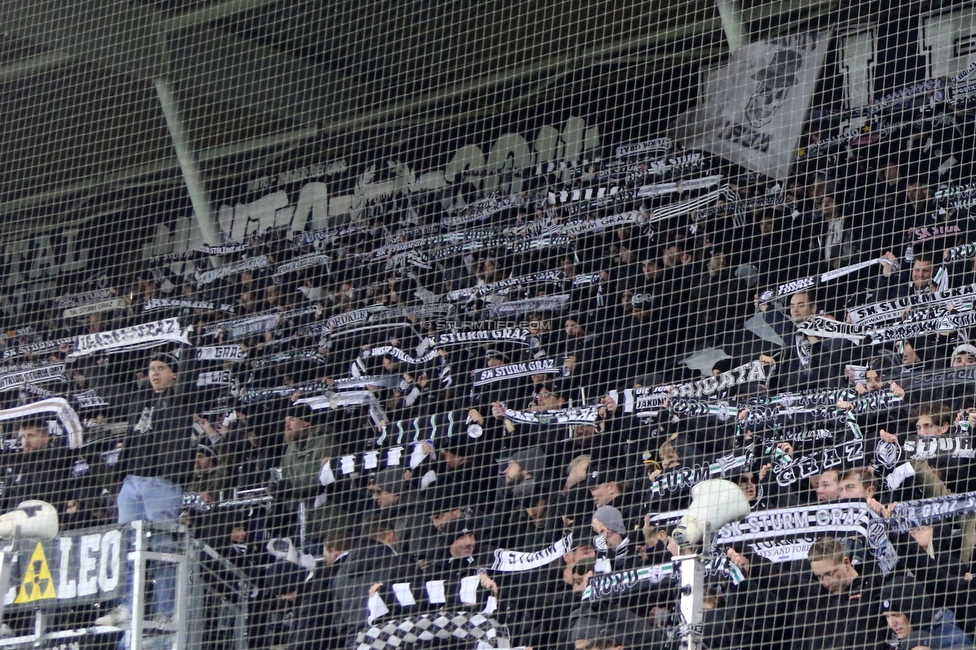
[72,389,109,410]
[354,612,510,650]
[446,270,566,303]
[442,194,527,228]
[427,328,534,348]
[614,137,673,158]
[490,533,574,572]
[770,437,865,488]
[472,358,568,386]
[68,318,190,359]
[0,363,65,392]
[503,406,602,427]
[648,450,754,496]
[194,256,270,286]
[2,336,74,361]
[63,297,129,319]
[862,309,976,344]
[375,410,483,447]
[197,345,247,361]
[581,556,743,602]
[143,299,235,314]
[667,361,768,398]
[0,397,84,449]
[712,500,896,572]
[251,349,326,368]
[848,282,976,326]
[271,253,331,281]
[482,295,570,318]
[875,433,975,470]
[890,491,976,533]
[758,257,896,306]
[54,289,115,309]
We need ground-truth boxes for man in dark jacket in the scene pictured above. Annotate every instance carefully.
[801,536,892,650]
[2,420,82,515]
[331,515,412,644]
[96,351,196,628]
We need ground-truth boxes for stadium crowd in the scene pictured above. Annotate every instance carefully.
[3,82,976,650]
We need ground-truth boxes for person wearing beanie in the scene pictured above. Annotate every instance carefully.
[185,444,228,502]
[591,505,637,573]
[882,579,973,650]
[951,343,976,368]
[96,350,197,628]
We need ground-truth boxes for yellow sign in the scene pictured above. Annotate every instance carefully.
[14,542,56,603]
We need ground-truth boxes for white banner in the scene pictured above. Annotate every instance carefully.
[671,32,830,179]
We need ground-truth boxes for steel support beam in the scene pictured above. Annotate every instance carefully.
[716,0,748,51]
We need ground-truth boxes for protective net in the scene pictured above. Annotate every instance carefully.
[1,1,976,649]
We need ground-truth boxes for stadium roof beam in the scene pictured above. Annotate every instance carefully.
[716,0,748,51]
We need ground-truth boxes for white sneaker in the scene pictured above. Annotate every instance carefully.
[94,605,131,628]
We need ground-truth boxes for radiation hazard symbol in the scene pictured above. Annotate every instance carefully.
[14,542,56,603]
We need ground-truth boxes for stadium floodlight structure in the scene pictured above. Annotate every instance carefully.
[673,480,752,650]
[0,501,59,621]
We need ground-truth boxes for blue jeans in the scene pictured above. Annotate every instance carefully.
[117,475,183,618]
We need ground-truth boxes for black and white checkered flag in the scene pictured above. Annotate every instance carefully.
[355,612,511,650]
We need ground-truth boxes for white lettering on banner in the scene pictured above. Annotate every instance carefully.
[159,118,600,249]
[57,537,76,600]
[0,227,90,318]
[77,535,100,597]
[98,530,121,593]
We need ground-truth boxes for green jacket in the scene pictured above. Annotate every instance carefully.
[281,426,338,497]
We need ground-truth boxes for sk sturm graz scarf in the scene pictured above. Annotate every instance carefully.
[581,556,744,602]
[472,358,568,386]
[63,297,129,319]
[758,257,897,306]
[2,336,74,361]
[901,365,976,393]
[197,345,247,361]
[769,436,865,488]
[875,432,975,470]
[847,282,976,326]
[0,363,65,392]
[54,289,115,309]
[490,533,574,572]
[427,328,535,348]
[889,491,976,533]
[68,318,191,359]
[711,500,897,573]
[648,449,754,496]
